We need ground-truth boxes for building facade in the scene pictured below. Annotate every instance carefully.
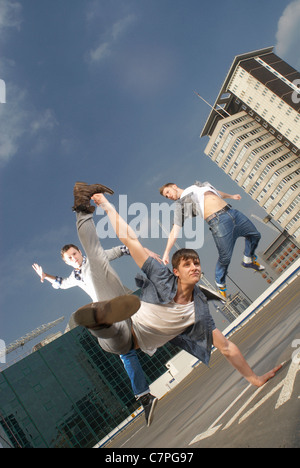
[201,47,300,245]
[258,230,300,276]
[213,292,251,323]
[0,327,179,448]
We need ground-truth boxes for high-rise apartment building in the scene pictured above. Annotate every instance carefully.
[258,230,300,276]
[201,47,300,245]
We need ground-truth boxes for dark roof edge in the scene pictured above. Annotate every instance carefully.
[200,47,274,138]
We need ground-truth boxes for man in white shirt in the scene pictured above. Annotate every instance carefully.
[160,181,265,299]
[33,244,131,304]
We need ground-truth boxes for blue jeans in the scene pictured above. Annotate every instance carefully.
[120,349,150,398]
[207,208,261,287]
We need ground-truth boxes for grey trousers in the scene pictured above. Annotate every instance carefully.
[74,211,134,355]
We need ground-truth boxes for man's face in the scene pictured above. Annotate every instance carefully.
[162,185,180,201]
[173,256,201,285]
[63,247,83,269]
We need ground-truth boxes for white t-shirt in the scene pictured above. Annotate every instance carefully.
[180,183,221,219]
[132,300,195,356]
[174,182,221,227]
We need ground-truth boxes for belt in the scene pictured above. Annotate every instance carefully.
[205,204,232,223]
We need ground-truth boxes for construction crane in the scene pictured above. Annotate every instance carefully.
[0,316,65,360]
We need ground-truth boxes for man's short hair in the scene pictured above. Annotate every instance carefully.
[159,183,175,196]
[171,248,200,269]
[60,244,80,258]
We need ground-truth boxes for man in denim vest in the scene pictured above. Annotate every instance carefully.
[73,188,281,400]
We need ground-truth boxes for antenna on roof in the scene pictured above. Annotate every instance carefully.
[193,91,231,118]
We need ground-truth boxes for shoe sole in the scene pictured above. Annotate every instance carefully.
[74,295,140,329]
[147,397,158,427]
[74,181,114,196]
[241,262,265,272]
[72,182,114,212]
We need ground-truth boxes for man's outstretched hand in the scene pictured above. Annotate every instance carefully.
[32,263,46,282]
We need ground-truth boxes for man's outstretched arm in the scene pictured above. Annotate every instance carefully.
[213,329,282,387]
[162,224,181,265]
[217,190,241,201]
[92,193,149,269]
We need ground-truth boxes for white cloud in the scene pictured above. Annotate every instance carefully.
[111,14,136,41]
[89,41,111,63]
[0,84,28,165]
[87,13,137,64]
[0,3,57,166]
[275,0,300,68]
[0,2,25,165]
[0,80,58,166]
[0,0,22,38]
[30,109,58,134]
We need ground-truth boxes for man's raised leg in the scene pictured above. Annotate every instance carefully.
[72,183,158,425]
[91,193,149,269]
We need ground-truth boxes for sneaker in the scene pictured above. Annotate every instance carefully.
[218,286,227,300]
[139,393,158,427]
[73,295,140,330]
[242,256,265,272]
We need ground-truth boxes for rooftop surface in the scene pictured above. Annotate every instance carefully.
[106,275,300,449]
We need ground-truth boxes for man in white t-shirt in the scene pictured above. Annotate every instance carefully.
[73,190,281,391]
[132,297,195,357]
[160,181,265,299]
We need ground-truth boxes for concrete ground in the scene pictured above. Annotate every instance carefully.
[106,276,300,449]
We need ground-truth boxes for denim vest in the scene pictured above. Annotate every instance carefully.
[135,257,216,366]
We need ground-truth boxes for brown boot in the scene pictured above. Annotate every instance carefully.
[73,295,141,330]
[72,181,114,213]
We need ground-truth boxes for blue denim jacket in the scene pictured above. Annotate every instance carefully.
[135,257,216,366]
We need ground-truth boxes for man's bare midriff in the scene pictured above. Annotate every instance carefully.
[204,191,228,220]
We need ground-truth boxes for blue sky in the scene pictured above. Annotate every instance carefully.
[1,0,299,364]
